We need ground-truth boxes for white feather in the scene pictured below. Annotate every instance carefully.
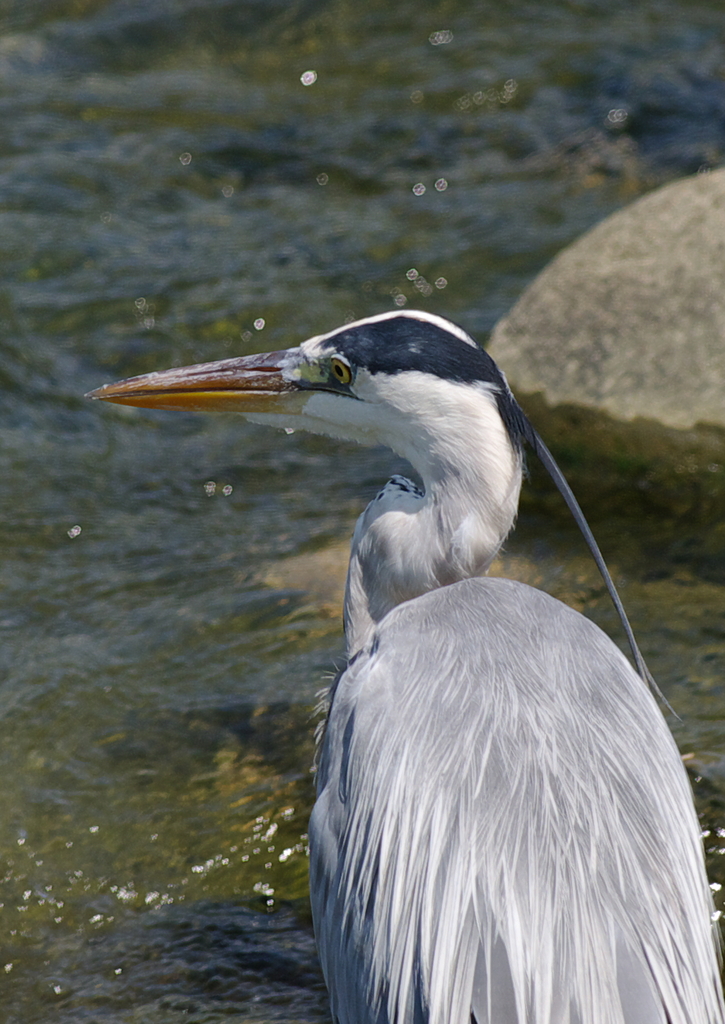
[307,309,481,351]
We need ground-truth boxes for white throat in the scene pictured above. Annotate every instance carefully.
[343,375,522,656]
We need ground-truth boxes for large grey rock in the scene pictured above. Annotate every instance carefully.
[489,169,725,430]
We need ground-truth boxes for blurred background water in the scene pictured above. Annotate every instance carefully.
[1,1,725,1020]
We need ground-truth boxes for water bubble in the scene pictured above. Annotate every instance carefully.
[393,294,407,307]
[221,185,234,197]
[253,318,265,330]
[501,79,518,103]
[300,70,317,86]
[53,985,62,995]
[412,183,426,195]
[606,108,627,125]
[3,964,12,973]
[222,485,233,496]
[435,277,448,289]
[89,825,99,833]
[67,525,82,539]
[434,178,448,191]
[406,268,418,280]
[316,172,329,185]
[114,968,122,975]
[204,481,216,496]
[411,90,424,104]
[284,427,295,435]
[135,297,146,310]
[241,330,253,342]
[143,317,155,329]
[429,29,453,45]
[179,152,192,165]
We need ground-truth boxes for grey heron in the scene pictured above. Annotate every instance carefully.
[89,310,725,1024]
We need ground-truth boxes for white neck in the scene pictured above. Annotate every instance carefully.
[343,377,522,656]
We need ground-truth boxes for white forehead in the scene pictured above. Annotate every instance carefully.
[300,309,478,357]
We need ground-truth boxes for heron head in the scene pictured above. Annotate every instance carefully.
[87,311,526,464]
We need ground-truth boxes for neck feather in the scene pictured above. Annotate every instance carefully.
[344,381,522,656]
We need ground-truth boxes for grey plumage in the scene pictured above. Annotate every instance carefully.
[312,578,721,1023]
[88,309,725,1024]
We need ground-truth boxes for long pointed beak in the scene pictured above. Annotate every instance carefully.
[86,349,304,414]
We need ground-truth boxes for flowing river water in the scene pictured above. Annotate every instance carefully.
[2,1,725,1020]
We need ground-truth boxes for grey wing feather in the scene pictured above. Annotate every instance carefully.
[310,577,724,1024]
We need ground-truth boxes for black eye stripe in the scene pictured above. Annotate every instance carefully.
[320,317,496,386]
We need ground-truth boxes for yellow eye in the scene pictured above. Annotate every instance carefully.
[331,357,353,385]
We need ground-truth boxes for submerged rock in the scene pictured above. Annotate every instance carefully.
[489,168,725,431]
